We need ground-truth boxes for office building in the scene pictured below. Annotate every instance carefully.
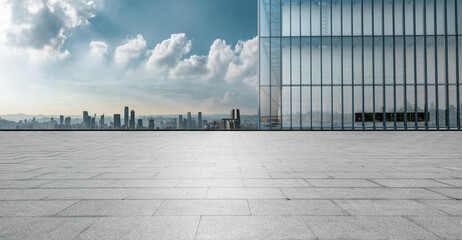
[259,0,462,129]
[177,115,183,129]
[114,114,121,129]
[130,110,135,129]
[124,106,129,129]
[137,119,143,129]
[64,117,71,129]
[198,112,202,129]
[222,109,241,130]
[148,119,155,130]
[187,112,192,129]
[83,111,89,129]
[100,115,105,129]
[59,115,64,127]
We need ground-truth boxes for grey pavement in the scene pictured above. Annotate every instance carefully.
[0,131,461,239]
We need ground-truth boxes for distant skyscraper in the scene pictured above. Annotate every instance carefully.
[124,106,129,129]
[59,115,64,127]
[187,112,192,129]
[178,115,183,129]
[83,111,89,128]
[232,109,240,129]
[130,110,135,129]
[148,119,155,130]
[222,109,241,130]
[100,115,105,129]
[91,117,96,129]
[64,117,71,129]
[114,114,121,129]
[137,119,143,129]
[198,112,202,129]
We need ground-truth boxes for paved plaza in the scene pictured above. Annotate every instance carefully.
[0,131,461,239]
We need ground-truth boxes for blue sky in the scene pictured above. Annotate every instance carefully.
[0,0,258,115]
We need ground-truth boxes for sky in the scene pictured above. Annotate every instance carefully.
[0,0,258,116]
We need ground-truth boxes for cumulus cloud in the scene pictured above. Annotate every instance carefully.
[0,0,96,61]
[89,41,108,58]
[114,34,146,66]
[168,36,258,89]
[202,91,242,113]
[145,33,192,71]
[225,36,259,88]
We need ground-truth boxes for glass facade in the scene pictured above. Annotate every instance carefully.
[259,0,462,129]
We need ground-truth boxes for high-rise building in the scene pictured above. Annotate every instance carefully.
[83,111,89,129]
[59,115,64,127]
[137,119,143,129]
[148,119,155,130]
[114,114,121,129]
[130,110,136,129]
[64,117,71,129]
[100,115,105,129]
[198,112,202,129]
[124,106,129,129]
[91,117,96,129]
[259,0,462,130]
[222,109,241,130]
[187,112,192,129]
[178,115,183,129]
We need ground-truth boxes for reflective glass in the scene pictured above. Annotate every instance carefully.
[260,0,271,36]
[271,0,282,36]
[292,86,301,128]
[292,38,301,85]
[260,38,270,86]
[301,0,311,35]
[292,0,301,36]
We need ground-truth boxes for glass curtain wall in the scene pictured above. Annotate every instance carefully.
[259,0,461,129]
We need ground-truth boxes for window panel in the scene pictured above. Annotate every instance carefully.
[271,86,282,128]
[271,38,281,85]
[385,86,395,128]
[373,0,383,35]
[364,37,373,84]
[291,0,301,36]
[352,0,362,35]
[405,37,415,85]
[406,85,416,128]
[395,37,404,84]
[332,0,342,36]
[322,37,332,85]
[312,37,321,84]
[363,0,373,35]
[322,0,332,36]
[342,0,352,36]
[426,0,435,35]
[260,0,270,37]
[427,85,437,128]
[282,0,291,36]
[375,85,384,127]
[332,37,342,84]
[438,86,447,128]
[333,86,342,127]
[417,86,426,128]
[302,86,311,128]
[437,36,445,84]
[446,0,456,35]
[415,0,424,35]
[449,86,458,128]
[260,87,271,128]
[323,86,332,128]
[448,37,457,84]
[312,0,321,36]
[343,37,353,84]
[282,38,291,85]
[312,86,322,127]
[292,86,301,128]
[374,37,384,85]
[354,86,363,128]
[343,86,353,128]
[364,86,374,128]
[301,0,311,36]
[292,38,301,85]
[436,0,445,35]
[426,37,436,84]
[384,0,393,35]
[384,37,394,84]
[416,36,425,84]
[394,0,404,35]
[301,37,311,84]
[260,38,270,86]
[405,0,414,35]
[282,86,291,128]
[459,0,462,34]
[271,0,281,36]
[353,37,362,84]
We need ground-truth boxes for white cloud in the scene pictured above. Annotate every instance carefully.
[202,91,240,113]
[0,0,96,61]
[145,33,192,71]
[89,41,108,58]
[168,36,258,89]
[225,36,259,89]
[114,34,146,66]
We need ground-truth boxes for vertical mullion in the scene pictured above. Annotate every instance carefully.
[320,0,324,130]
[382,0,386,129]
[300,0,302,129]
[269,0,272,130]
[331,0,334,129]
[258,0,261,129]
[403,0,407,129]
[392,0,397,129]
[310,0,313,129]
[290,1,293,130]
[434,0,439,129]
[456,0,461,129]
[280,0,283,130]
[372,0,376,129]
[341,0,344,129]
[413,0,418,129]
[361,0,365,129]
[424,0,429,128]
[351,0,355,129]
[444,0,450,129]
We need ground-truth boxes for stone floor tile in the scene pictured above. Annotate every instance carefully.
[249,200,347,216]
[420,200,462,215]
[370,179,452,188]
[58,200,163,216]
[127,188,207,199]
[207,188,286,199]
[334,200,448,216]
[155,199,250,216]
[243,179,311,187]
[0,200,77,216]
[408,216,462,240]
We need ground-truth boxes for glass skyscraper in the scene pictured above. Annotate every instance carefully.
[259,0,461,129]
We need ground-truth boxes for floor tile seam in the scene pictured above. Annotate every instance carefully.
[401,215,447,240]
[152,199,166,216]
[70,217,100,240]
[330,199,352,216]
[414,199,460,216]
[422,187,460,200]
[430,178,459,187]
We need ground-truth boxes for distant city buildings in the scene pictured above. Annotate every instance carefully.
[130,110,135,129]
[222,109,241,130]
[114,114,121,129]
